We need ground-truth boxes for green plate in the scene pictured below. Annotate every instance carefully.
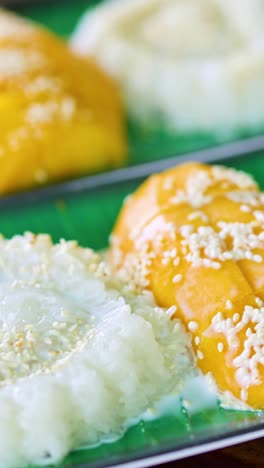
[15,0,264,168]
[1,150,264,468]
[2,2,264,467]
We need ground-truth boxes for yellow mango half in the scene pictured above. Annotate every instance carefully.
[111,162,264,409]
[0,10,127,194]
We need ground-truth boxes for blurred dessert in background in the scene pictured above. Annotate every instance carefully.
[72,0,264,134]
[0,9,126,194]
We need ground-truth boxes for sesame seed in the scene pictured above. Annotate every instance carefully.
[240,205,251,213]
[246,328,252,337]
[217,342,224,353]
[233,313,240,323]
[170,171,213,208]
[172,274,182,284]
[255,297,263,307]
[173,257,180,266]
[162,257,170,265]
[25,76,61,95]
[170,248,177,258]
[167,305,177,317]
[227,191,260,206]
[254,210,264,223]
[197,350,204,360]
[188,321,198,332]
[26,101,57,125]
[61,96,76,120]
[194,336,200,345]
[0,48,45,78]
[210,301,264,393]
[253,254,263,263]
[225,300,233,310]
[188,211,209,222]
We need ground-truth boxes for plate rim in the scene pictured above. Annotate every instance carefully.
[1,134,264,211]
[69,420,264,468]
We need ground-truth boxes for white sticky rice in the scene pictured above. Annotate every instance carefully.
[72,0,264,133]
[0,233,194,468]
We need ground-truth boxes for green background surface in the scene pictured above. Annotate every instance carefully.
[3,1,264,467]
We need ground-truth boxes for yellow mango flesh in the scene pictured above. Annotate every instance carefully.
[111,162,264,409]
[0,10,127,194]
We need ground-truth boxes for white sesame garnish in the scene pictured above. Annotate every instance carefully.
[227,190,261,206]
[0,48,45,78]
[217,342,224,353]
[240,205,251,213]
[170,170,213,208]
[172,274,182,284]
[114,238,154,290]
[225,300,233,310]
[212,166,257,189]
[26,101,57,125]
[194,336,200,345]
[245,327,252,337]
[233,313,240,323]
[255,297,263,308]
[253,254,263,263]
[180,225,193,237]
[26,96,76,126]
[197,350,204,360]
[188,211,209,222]
[173,257,180,266]
[254,210,264,223]
[170,248,177,258]
[180,220,264,269]
[166,305,177,318]
[162,257,170,265]
[210,301,264,396]
[0,232,132,381]
[24,76,61,95]
[0,316,94,382]
[188,321,198,332]
[61,96,76,120]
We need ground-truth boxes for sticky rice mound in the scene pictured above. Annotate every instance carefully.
[0,233,194,468]
[72,0,264,133]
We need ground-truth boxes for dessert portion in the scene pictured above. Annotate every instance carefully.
[0,10,126,194]
[0,233,194,468]
[72,0,264,133]
[110,162,264,409]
